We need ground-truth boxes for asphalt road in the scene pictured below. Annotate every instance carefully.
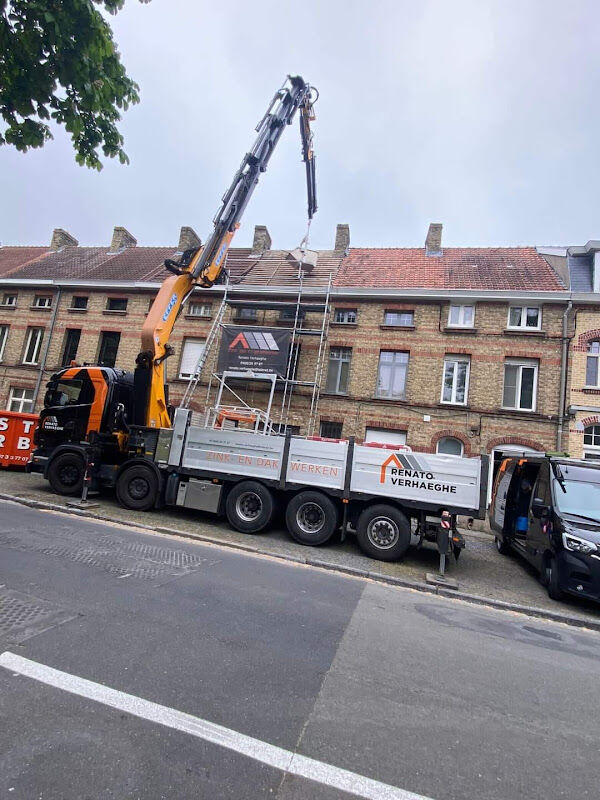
[1,500,599,800]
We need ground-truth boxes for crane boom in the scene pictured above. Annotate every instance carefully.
[134,76,317,430]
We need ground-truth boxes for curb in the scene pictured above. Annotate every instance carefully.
[2,490,600,634]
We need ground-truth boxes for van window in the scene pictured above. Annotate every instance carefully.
[552,465,600,520]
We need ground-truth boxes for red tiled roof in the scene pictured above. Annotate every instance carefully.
[0,246,50,277]
[335,247,566,291]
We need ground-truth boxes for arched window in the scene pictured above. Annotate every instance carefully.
[436,436,464,456]
[584,425,600,448]
[586,341,600,387]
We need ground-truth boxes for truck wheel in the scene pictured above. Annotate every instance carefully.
[285,491,339,546]
[545,556,564,601]
[116,463,158,511]
[356,504,410,561]
[495,536,510,555]
[48,452,85,496]
[226,481,274,534]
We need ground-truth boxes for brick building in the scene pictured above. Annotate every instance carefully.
[0,222,586,496]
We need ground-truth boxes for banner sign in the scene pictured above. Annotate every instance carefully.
[217,326,291,375]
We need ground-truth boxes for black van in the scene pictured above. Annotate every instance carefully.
[490,455,600,603]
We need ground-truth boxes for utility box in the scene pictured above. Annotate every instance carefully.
[0,411,39,468]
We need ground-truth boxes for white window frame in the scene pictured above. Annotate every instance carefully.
[447,304,474,328]
[376,351,409,400]
[436,437,464,456]
[23,327,44,365]
[383,310,414,327]
[179,338,206,379]
[502,359,538,411]
[441,356,470,405]
[325,347,352,395]
[2,294,17,307]
[585,341,600,387]
[0,325,8,361]
[8,387,34,413]
[33,295,52,309]
[507,305,541,330]
[334,309,357,324]
[188,302,212,318]
[364,427,407,446]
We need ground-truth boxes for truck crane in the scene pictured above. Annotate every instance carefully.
[30,75,318,496]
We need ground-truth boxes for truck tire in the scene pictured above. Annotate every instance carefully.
[116,463,158,511]
[285,491,339,546]
[225,481,274,534]
[495,536,510,555]
[545,556,564,602]
[48,452,85,496]
[356,504,411,561]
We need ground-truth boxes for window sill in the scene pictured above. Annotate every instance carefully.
[68,308,88,314]
[320,391,349,398]
[499,406,538,414]
[233,318,259,324]
[103,310,128,315]
[20,362,40,368]
[438,402,470,409]
[0,305,17,311]
[30,306,52,312]
[330,322,358,328]
[372,395,407,403]
[443,326,477,334]
[504,328,545,336]
[581,387,600,394]
[185,314,212,321]
[379,325,415,331]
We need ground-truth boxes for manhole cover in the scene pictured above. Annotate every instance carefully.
[0,588,77,642]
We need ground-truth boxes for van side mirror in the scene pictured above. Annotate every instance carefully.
[531,498,550,519]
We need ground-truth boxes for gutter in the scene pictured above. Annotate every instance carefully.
[556,298,573,451]
[32,287,61,409]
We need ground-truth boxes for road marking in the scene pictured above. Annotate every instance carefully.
[1,652,433,800]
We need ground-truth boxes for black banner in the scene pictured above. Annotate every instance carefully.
[217,326,291,375]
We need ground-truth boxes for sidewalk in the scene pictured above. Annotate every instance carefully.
[1,469,599,630]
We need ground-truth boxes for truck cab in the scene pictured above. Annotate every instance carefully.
[490,455,600,603]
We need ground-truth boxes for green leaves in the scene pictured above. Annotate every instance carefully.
[0,0,149,169]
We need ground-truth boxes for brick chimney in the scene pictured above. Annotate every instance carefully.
[425,223,443,255]
[251,225,272,253]
[50,228,78,251]
[109,226,137,253]
[178,226,201,252]
[334,224,350,253]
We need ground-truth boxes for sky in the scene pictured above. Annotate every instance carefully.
[2,0,600,251]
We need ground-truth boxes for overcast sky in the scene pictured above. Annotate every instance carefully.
[2,0,599,250]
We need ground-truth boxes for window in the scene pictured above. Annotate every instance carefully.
[584,425,600,447]
[507,305,541,330]
[384,310,414,327]
[320,420,343,439]
[70,296,88,310]
[325,347,351,394]
[273,423,301,436]
[97,331,120,367]
[279,307,305,322]
[502,359,538,411]
[33,295,52,309]
[106,297,128,312]
[586,341,600,387]
[8,387,34,413]
[441,356,470,405]
[376,351,409,399]
[235,307,257,321]
[437,437,464,456]
[179,338,206,379]
[365,427,407,446]
[61,329,81,367]
[334,308,357,324]
[448,304,474,327]
[23,327,44,365]
[188,302,212,318]
[0,325,8,361]
[1,294,16,307]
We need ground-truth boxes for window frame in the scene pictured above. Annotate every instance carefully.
[179,337,207,379]
[70,295,89,310]
[22,327,44,365]
[585,340,600,387]
[320,420,343,439]
[436,437,464,457]
[97,331,121,368]
[502,359,538,411]
[375,350,409,400]
[235,307,258,321]
[61,328,82,367]
[105,297,128,313]
[0,325,8,361]
[334,308,357,324]
[440,355,471,406]
[325,346,352,395]
[1,293,17,307]
[8,386,34,413]
[507,305,541,331]
[447,304,475,328]
[187,301,212,318]
[383,310,414,327]
[33,295,52,309]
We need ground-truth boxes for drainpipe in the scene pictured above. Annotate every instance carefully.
[556,299,573,452]
[32,287,62,410]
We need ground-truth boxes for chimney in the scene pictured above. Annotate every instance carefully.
[334,224,350,253]
[425,223,443,255]
[251,225,272,253]
[109,226,137,253]
[178,226,201,253]
[50,228,78,251]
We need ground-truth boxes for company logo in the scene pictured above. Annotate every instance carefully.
[162,293,178,322]
[228,331,280,352]
[379,453,457,494]
[214,242,228,267]
[43,416,64,432]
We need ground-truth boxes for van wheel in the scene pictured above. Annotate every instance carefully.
[48,452,85,496]
[226,481,274,534]
[285,491,339,546]
[495,536,510,555]
[356,504,411,561]
[116,463,158,511]
[545,556,564,601]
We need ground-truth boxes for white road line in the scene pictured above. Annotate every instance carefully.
[0,651,434,800]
